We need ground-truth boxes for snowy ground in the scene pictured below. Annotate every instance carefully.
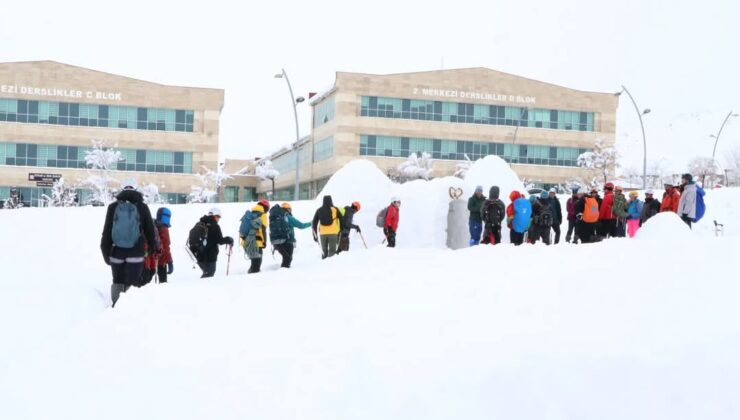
[1,159,739,419]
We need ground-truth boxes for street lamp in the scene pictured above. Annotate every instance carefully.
[615,87,650,189]
[274,69,304,200]
[710,111,738,164]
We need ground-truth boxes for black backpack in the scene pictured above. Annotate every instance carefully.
[269,205,290,244]
[188,221,208,257]
[483,200,503,226]
[318,206,337,226]
[537,203,553,227]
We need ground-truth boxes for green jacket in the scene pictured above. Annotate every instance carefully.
[613,193,629,219]
[467,194,487,221]
[287,214,311,245]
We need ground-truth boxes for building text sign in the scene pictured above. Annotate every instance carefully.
[1,84,122,101]
[413,87,536,105]
[28,172,62,187]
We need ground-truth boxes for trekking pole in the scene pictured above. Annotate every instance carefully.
[226,244,233,276]
[357,230,368,249]
[154,256,159,284]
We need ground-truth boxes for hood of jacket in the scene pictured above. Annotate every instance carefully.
[115,189,144,203]
[509,190,522,201]
[322,195,333,208]
[489,186,500,199]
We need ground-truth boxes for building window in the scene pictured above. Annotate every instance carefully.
[224,186,239,203]
[360,96,595,132]
[313,95,335,128]
[313,136,334,162]
[0,142,193,174]
[0,98,194,133]
[243,188,257,202]
[271,144,310,173]
[359,135,587,168]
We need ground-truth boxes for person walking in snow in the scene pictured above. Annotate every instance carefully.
[565,188,581,243]
[678,173,698,228]
[143,207,173,284]
[480,186,505,245]
[383,197,401,248]
[640,189,661,226]
[531,191,553,245]
[548,188,563,244]
[661,183,680,213]
[268,203,311,268]
[312,195,343,257]
[338,201,362,253]
[240,199,270,273]
[196,208,234,278]
[506,190,531,246]
[467,186,486,246]
[100,179,157,307]
[575,188,601,244]
[598,183,617,238]
[612,186,628,238]
[526,194,539,244]
[626,191,643,238]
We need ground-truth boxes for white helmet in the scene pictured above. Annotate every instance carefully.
[208,207,222,217]
[391,196,401,203]
[121,178,138,190]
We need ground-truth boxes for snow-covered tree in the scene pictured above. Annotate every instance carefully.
[187,163,231,203]
[577,138,620,185]
[139,183,163,205]
[725,144,740,186]
[396,152,434,181]
[2,188,24,209]
[688,156,720,186]
[256,159,280,194]
[42,177,77,207]
[453,154,473,179]
[79,140,121,205]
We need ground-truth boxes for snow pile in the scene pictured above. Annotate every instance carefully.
[463,155,526,201]
[634,211,693,241]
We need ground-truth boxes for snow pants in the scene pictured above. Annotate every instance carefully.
[681,214,693,229]
[598,219,617,238]
[510,230,525,246]
[481,224,501,245]
[627,219,640,238]
[320,234,339,258]
[577,221,597,243]
[469,219,483,245]
[248,248,264,273]
[275,243,294,268]
[385,228,396,248]
[142,265,167,284]
[198,261,216,278]
[533,225,551,245]
[338,234,350,252]
[551,222,561,244]
[110,254,144,307]
[566,219,579,243]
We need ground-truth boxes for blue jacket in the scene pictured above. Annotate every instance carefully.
[286,214,311,245]
[627,199,643,220]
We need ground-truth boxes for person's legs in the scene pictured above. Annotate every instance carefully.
[199,261,216,278]
[157,264,168,283]
[566,220,575,243]
[539,227,551,245]
[110,260,128,307]
[320,235,330,258]
[123,258,145,287]
[511,231,524,245]
[248,258,262,273]
[681,214,693,228]
[326,234,339,257]
[275,243,293,268]
[469,220,482,245]
[141,268,154,285]
[552,223,561,244]
[338,234,350,252]
[492,225,501,245]
[386,230,396,248]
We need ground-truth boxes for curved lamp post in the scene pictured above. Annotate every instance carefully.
[709,111,738,187]
[274,69,305,200]
[615,86,650,189]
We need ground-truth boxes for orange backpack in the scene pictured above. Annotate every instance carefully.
[583,197,600,223]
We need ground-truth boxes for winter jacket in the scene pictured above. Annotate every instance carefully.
[312,195,341,236]
[100,189,156,262]
[385,204,400,232]
[340,206,360,235]
[612,193,629,219]
[481,186,505,226]
[199,215,231,263]
[532,198,553,226]
[145,221,171,269]
[640,198,661,225]
[678,182,697,219]
[627,199,643,220]
[660,188,680,213]
[286,214,311,245]
[566,195,577,221]
[506,191,522,228]
[599,191,616,220]
[467,193,486,222]
[548,196,563,225]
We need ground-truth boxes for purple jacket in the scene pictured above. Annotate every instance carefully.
[566,196,577,221]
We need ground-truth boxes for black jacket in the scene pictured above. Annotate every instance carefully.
[340,205,360,235]
[199,215,230,263]
[312,195,340,233]
[640,197,661,225]
[100,190,156,261]
[548,196,563,224]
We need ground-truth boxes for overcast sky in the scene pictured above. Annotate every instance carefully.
[1,0,738,174]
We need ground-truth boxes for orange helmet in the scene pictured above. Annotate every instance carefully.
[352,201,361,211]
[280,202,291,210]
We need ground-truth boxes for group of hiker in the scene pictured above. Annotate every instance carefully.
[468,173,705,246]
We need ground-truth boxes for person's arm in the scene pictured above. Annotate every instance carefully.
[288,214,311,229]
[312,210,320,234]
[160,227,173,264]
[139,203,156,250]
[100,203,115,263]
[467,197,476,212]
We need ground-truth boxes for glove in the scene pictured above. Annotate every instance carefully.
[313,231,319,242]
[224,236,234,246]
[104,255,111,266]
[167,262,174,275]
[355,226,362,233]
[239,237,246,248]
[576,213,583,221]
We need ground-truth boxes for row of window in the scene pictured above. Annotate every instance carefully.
[0,142,193,174]
[359,135,587,167]
[0,187,190,207]
[313,136,334,163]
[360,96,595,132]
[313,96,335,128]
[0,98,195,132]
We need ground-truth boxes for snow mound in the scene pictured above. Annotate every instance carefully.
[464,155,525,201]
[634,212,693,241]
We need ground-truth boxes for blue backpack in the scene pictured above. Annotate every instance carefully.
[111,201,141,248]
[239,210,259,237]
[694,186,706,222]
[512,198,532,233]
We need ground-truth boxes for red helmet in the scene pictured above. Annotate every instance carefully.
[258,199,270,209]
[352,201,361,211]
[604,182,614,190]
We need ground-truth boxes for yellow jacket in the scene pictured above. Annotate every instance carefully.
[313,206,341,236]
[253,205,268,248]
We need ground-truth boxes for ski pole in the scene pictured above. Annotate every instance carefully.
[357,230,368,249]
[226,244,233,276]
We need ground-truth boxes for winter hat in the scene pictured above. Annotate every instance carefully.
[156,207,172,227]
[280,202,292,210]
[208,207,222,217]
[489,186,500,199]
[258,199,270,210]
[391,196,401,203]
[615,185,624,192]
[121,178,138,190]
[475,185,484,193]
[604,182,614,190]
[540,191,549,199]
[681,173,693,182]
[572,187,580,194]
[529,195,538,203]
[664,183,673,188]
[645,189,655,195]
[549,187,557,194]
[629,191,638,198]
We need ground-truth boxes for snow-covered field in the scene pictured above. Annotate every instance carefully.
[1,159,739,420]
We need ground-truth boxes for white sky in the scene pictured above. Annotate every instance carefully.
[1,0,738,174]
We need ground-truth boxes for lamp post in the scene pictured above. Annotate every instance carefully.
[710,111,738,163]
[615,86,650,189]
[274,69,305,200]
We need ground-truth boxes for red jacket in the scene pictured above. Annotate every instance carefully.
[660,188,680,213]
[506,191,522,228]
[145,224,172,269]
[384,204,399,231]
[599,191,616,220]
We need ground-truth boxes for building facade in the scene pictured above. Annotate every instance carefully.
[261,68,618,199]
[0,61,224,206]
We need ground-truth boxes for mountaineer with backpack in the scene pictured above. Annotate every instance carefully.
[576,188,601,244]
[189,207,234,278]
[531,191,553,245]
[377,197,401,248]
[467,186,486,246]
[678,173,705,228]
[269,203,311,268]
[565,188,581,243]
[598,182,617,238]
[480,186,505,245]
[239,199,270,274]
[548,188,563,244]
[612,186,628,238]
[640,189,661,226]
[507,190,531,246]
[338,201,362,253]
[100,178,156,307]
[312,195,342,258]
[626,191,643,238]
[143,207,173,284]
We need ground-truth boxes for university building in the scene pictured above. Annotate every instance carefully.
[260,68,618,199]
[0,61,225,206]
